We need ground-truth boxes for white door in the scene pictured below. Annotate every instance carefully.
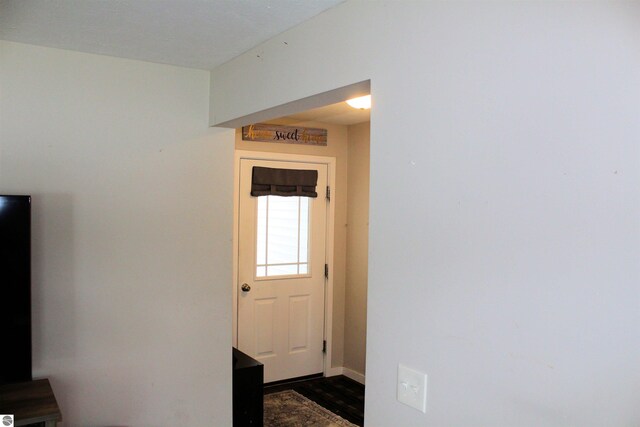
[238,158,328,383]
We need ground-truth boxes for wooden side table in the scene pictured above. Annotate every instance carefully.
[0,378,62,426]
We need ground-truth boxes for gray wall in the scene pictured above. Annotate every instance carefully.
[211,2,640,425]
[1,41,234,426]
[344,122,369,377]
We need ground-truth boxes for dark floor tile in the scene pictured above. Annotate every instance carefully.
[264,375,365,426]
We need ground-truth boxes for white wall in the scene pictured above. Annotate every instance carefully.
[211,2,640,426]
[1,41,234,426]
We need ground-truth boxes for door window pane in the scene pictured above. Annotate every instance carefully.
[256,195,310,277]
[256,197,267,265]
[299,198,309,263]
[267,197,299,264]
[267,264,299,276]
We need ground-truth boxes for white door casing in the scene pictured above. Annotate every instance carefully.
[237,157,329,383]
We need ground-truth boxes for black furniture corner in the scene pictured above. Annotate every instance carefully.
[233,347,263,426]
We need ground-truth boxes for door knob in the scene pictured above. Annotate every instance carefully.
[241,283,251,292]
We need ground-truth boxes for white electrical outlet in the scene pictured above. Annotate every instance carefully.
[397,364,427,413]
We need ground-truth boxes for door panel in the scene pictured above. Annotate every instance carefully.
[289,295,310,352]
[255,298,276,356]
[238,159,327,383]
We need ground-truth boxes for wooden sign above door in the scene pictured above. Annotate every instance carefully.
[242,123,327,146]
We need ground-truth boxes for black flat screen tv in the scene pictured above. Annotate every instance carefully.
[0,195,32,384]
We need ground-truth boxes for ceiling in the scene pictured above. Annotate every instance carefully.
[284,100,370,126]
[0,0,344,70]
[0,0,368,124]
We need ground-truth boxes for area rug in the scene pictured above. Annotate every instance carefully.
[264,390,358,427]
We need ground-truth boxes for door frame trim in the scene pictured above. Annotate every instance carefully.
[233,150,337,378]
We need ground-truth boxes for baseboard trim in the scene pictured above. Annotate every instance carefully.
[342,367,366,385]
[326,366,366,384]
[325,367,344,377]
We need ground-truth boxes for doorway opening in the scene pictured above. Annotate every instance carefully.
[231,93,370,425]
[235,154,333,383]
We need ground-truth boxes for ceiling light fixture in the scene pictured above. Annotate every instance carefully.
[346,94,371,110]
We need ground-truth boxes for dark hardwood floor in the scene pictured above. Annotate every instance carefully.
[264,375,365,426]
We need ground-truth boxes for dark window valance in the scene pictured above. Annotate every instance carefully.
[251,166,318,198]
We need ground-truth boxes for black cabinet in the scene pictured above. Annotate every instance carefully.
[233,347,263,426]
[0,195,32,385]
